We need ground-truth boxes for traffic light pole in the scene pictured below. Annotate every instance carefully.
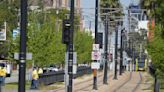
[103,15,109,84]
[67,0,74,92]
[119,29,123,75]
[113,25,118,80]
[19,0,27,92]
[93,0,98,90]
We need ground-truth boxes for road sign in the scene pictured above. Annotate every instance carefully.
[14,53,32,60]
[93,44,99,51]
[0,22,6,41]
[73,65,77,74]
[91,51,101,60]
[91,62,100,69]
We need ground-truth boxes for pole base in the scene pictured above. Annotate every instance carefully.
[103,82,108,85]
[113,77,118,80]
[93,86,98,90]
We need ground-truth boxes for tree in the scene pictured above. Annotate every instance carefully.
[0,0,19,60]
[74,30,93,64]
[142,0,164,75]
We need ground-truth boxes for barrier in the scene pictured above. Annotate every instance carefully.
[39,66,92,85]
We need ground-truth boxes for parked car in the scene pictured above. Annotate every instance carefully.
[47,64,59,72]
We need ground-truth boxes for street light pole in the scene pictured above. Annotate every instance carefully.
[67,0,74,92]
[103,15,109,84]
[119,29,124,75]
[113,25,118,80]
[19,0,27,92]
[93,0,98,90]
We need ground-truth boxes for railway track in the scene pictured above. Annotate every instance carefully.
[54,71,108,92]
[74,73,112,92]
[113,72,142,92]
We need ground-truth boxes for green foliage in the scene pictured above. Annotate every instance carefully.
[144,0,164,75]
[0,0,93,67]
[0,0,19,60]
[147,24,164,73]
[74,30,93,64]
[26,9,93,66]
[27,10,66,66]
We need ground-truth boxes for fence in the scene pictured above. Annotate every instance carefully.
[149,66,164,92]
[38,66,92,85]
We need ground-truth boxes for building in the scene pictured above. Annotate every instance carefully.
[29,0,83,31]
[29,0,80,10]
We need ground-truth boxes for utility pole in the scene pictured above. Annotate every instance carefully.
[103,15,109,84]
[113,25,118,80]
[93,0,98,90]
[119,29,123,75]
[67,0,74,92]
[19,0,27,92]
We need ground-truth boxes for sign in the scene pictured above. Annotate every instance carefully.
[91,51,101,60]
[65,52,77,64]
[26,53,32,60]
[91,62,100,69]
[73,52,77,64]
[73,65,77,74]
[14,53,32,60]
[97,33,103,48]
[13,28,20,40]
[93,44,99,51]
[0,22,6,41]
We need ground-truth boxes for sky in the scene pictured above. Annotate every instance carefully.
[80,0,140,49]
[81,0,140,32]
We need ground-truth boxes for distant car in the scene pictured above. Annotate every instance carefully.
[47,64,59,72]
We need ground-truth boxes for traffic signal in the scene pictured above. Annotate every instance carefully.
[97,33,103,48]
[62,19,71,44]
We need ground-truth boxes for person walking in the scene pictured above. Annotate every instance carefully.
[0,66,3,86]
[30,67,39,89]
[1,67,6,85]
[38,67,43,75]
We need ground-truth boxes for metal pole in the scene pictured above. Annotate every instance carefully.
[103,15,108,84]
[19,0,27,92]
[93,0,98,90]
[119,29,123,75]
[67,0,74,92]
[113,25,118,80]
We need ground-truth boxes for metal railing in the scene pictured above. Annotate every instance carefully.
[38,66,92,85]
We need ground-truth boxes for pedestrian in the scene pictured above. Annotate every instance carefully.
[30,67,39,89]
[38,67,43,75]
[1,67,6,85]
[0,66,3,86]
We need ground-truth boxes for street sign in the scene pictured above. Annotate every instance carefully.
[93,44,99,51]
[91,51,101,60]
[0,22,6,41]
[73,52,77,64]
[13,28,20,40]
[91,62,100,69]
[73,65,77,74]
[14,53,32,60]
[26,53,32,60]
[14,53,19,60]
